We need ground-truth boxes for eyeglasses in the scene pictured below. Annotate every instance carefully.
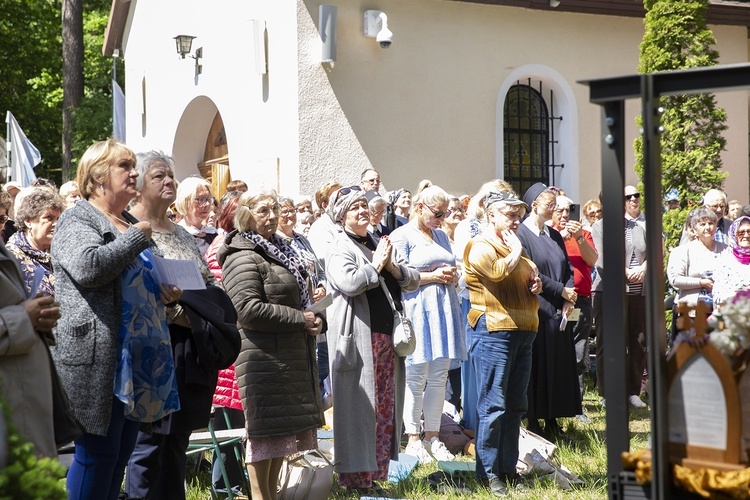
[425,204,451,219]
[537,200,556,210]
[279,208,296,217]
[625,193,641,201]
[370,209,385,216]
[737,229,750,238]
[553,207,571,214]
[249,204,281,218]
[587,209,603,216]
[708,203,726,210]
[194,196,215,206]
[363,178,380,185]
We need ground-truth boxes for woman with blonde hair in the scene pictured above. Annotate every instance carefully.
[452,179,515,432]
[390,185,465,463]
[174,176,217,255]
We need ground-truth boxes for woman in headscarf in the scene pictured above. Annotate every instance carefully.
[325,186,419,495]
[713,216,750,305]
[515,182,581,438]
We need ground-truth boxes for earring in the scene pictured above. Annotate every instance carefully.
[99,184,104,191]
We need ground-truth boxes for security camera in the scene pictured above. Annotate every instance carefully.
[377,28,393,49]
[364,10,393,49]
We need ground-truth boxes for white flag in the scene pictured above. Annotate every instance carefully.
[5,111,40,187]
[113,80,126,142]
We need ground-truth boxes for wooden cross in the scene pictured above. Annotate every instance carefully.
[674,301,711,339]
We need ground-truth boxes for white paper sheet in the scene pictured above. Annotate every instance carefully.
[152,255,206,290]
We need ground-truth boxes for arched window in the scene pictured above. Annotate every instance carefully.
[503,81,561,195]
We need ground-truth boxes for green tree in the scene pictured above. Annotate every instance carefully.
[633,0,728,253]
[0,0,119,184]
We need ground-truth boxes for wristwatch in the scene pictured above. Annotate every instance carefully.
[576,236,585,244]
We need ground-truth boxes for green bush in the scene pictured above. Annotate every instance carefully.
[0,394,66,499]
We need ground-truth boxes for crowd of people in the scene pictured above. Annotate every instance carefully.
[3,141,750,498]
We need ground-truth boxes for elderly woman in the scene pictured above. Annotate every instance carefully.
[123,151,219,500]
[385,188,412,231]
[1,238,61,458]
[390,185,466,464]
[582,198,602,227]
[6,189,65,296]
[59,180,81,209]
[325,186,419,494]
[175,176,218,255]
[218,189,324,500]
[205,190,243,281]
[668,207,726,308]
[516,183,581,437]
[441,196,465,245]
[51,139,181,500]
[464,191,542,495]
[713,216,750,306]
[277,196,326,299]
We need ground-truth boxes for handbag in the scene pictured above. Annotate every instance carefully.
[278,449,335,500]
[379,277,416,357]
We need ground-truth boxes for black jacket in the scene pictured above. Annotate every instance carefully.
[151,285,241,434]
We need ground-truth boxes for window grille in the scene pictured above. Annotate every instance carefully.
[503,80,563,195]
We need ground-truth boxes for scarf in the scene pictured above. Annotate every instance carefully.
[239,230,312,309]
[728,216,750,265]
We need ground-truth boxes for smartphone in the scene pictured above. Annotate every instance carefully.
[568,203,580,222]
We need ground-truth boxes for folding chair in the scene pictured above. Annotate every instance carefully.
[188,411,249,499]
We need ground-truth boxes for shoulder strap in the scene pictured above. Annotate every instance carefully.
[379,276,398,313]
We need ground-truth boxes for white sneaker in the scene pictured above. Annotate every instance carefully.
[404,440,435,464]
[629,395,647,408]
[424,437,455,461]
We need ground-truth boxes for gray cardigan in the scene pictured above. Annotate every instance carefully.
[50,200,149,436]
[325,231,419,474]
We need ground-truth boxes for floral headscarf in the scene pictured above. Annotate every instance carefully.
[728,216,750,265]
[329,186,366,224]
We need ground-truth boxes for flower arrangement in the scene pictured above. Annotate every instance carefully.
[709,289,750,358]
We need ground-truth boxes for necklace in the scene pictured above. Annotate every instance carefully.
[104,210,132,228]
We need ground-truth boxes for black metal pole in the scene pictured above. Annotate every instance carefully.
[600,101,630,498]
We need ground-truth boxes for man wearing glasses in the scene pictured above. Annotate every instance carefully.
[677,188,730,245]
[360,168,382,194]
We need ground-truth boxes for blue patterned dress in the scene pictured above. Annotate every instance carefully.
[390,224,466,365]
[114,248,180,422]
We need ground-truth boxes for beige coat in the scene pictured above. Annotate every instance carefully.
[0,241,56,457]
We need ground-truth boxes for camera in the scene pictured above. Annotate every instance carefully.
[364,10,393,49]
[377,30,393,49]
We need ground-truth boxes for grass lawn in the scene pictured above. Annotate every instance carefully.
[186,377,652,499]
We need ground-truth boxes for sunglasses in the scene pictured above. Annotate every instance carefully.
[625,193,641,201]
[425,204,451,219]
[337,186,362,197]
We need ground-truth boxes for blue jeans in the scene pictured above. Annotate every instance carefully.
[66,397,141,500]
[470,316,535,481]
[460,298,478,431]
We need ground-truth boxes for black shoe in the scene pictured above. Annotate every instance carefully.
[544,418,562,437]
[526,418,544,436]
[488,477,509,497]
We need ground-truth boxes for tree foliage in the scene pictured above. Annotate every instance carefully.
[634,0,728,253]
[0,0,119,184]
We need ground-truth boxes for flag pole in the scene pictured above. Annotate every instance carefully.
[113,49,118,139]
[5,112,11,182]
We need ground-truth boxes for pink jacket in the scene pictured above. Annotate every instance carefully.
[212,365,243,411]
[204,232,226,283]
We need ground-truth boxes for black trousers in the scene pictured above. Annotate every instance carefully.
[125,430,191,500]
